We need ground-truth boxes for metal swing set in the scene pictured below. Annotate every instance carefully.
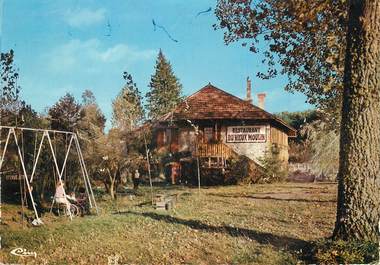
[0,125,98,224]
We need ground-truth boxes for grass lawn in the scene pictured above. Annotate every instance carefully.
[0,182,337,265]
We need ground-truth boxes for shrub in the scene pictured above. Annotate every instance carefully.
[258,146,288,183]
[225,155,264,184]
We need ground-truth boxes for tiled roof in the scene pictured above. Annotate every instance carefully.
[159,83,296,136]
[175,84,272,120]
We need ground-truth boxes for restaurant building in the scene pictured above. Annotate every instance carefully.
[152,79,296,183]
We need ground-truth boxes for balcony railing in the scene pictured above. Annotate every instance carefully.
[194,143,234,158]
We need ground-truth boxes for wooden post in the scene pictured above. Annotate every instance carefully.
[197,156,201,194]
[196,139,201,194]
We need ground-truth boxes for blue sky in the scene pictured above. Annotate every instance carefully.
[1,0,312,128]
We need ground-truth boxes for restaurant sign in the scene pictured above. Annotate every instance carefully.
[226,126,266,143]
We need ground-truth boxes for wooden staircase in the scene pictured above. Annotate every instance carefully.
[192,142,265,184]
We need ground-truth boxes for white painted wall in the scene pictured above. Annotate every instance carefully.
[221,125,271,165]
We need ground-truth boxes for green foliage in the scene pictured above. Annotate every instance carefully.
[225,155,265,184]
[112,72,144,131]
[95,128,128,199]
[48,93,82,131]
[258,146,288,183]
[275,110,339,166]
[81,89,97,106]
[1,49,21,112]
[78,89,106,140]
[0,102,46,128]
[146,50,182,120]
[275,109,320,132]
[79,102,106,138]
[95,128,146,199]
[226,155,251,184]
[312,239,378,264]
[77,90,106,183]
[276,110,320,163]
[214,1,347,118]
[0,103,56,201]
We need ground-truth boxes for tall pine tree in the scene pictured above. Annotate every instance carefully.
[112,71,144,131]
[146,50,182,119]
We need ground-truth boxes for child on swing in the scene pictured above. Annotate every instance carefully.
[54,181,72,214]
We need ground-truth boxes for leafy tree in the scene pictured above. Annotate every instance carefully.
[48,93,82,131]
[77,90,106,180]
[96,128,128,200]
[47,94,84,191]
[81,89,97,106]
[276,110,336,165]
[214,1,347,120]
[215,0,380,243]
[94,128,147,200]
[146,50,182,119]
[112,72,144,131]
[276,110,321,164]
[276,110,320,132]
[1,49,21,112]
[0,49,24,127]
[79,90,106,136]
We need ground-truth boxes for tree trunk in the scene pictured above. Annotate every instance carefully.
[333,0,380,242]
[106,169,115,200]
[110,180,116,200]
[103,179,110,194]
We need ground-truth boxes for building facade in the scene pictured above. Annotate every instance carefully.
[152,83,296,183]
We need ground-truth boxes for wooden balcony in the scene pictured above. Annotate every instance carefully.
[193,143,234,158]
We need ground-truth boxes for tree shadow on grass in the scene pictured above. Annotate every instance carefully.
[134,201,152,207]
[207,193,336,203]
[115,210,313,255]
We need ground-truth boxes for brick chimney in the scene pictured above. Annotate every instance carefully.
[246,77,252,104]
[257,93,266,109]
